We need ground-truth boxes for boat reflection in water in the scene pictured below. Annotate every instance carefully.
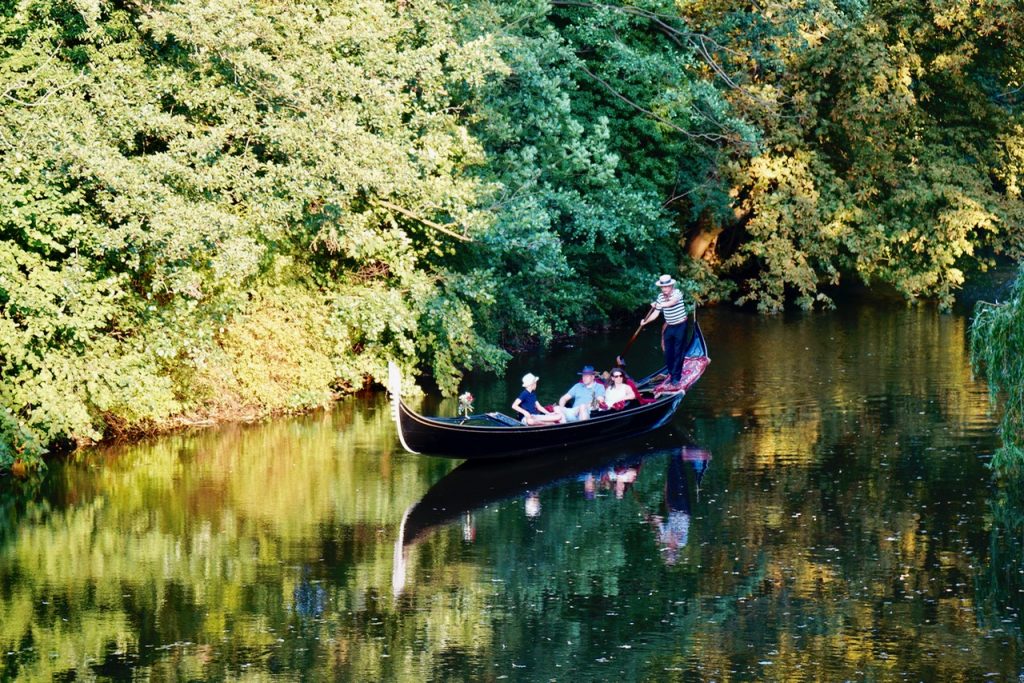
[393,439,712,595]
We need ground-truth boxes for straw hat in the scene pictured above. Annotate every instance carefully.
[655,274,677,288]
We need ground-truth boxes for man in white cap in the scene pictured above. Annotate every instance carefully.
[512,373,565,425]
[641,274,691,391]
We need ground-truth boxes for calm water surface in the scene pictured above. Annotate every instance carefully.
[2,305,1022,681]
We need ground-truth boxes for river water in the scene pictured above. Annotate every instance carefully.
[1,305,1022,681]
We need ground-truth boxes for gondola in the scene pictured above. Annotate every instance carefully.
[388,321,709,459]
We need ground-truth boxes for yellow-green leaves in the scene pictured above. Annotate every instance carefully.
[683,0,1024,311]
[4,0,1022,463]
[0,0,508,462]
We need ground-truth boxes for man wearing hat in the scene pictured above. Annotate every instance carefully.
[641,274,691,391]
[513,373,565,425]
[557,365,606,422]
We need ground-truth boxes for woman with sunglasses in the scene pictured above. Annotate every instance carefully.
[603,369,637,410]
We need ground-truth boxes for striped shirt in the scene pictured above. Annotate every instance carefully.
[656,289,688,325]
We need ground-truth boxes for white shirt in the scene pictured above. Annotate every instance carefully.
[604,382,635,405]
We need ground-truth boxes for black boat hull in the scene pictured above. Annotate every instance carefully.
[394,391,684,459]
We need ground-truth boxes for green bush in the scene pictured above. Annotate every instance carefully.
[972,264,1024,477]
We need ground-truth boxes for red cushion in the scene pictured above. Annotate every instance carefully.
[624,377,655,404]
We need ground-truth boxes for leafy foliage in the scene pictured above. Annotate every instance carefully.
[454,0,748,344]
[971,265,1024,476]
[2,0,1024,461]
[0,0,510,464]
[678,0,1024,311]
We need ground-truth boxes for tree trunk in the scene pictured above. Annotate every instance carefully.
[686,212,723,261]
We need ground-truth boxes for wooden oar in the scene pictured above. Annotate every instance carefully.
[617,305,655,363]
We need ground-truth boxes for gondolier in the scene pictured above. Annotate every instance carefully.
[641,274,692,392]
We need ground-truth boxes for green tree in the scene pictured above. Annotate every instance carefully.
[8,0,1023,463]
[453,0,752,345]
[678,0,1024,311]
[0,0,507,464]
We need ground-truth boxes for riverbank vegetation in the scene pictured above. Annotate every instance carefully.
[2,0,1023,467]
[972,265,1024,477]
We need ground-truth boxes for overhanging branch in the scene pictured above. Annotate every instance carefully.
[374,199,473,242]
[576,63,737,144]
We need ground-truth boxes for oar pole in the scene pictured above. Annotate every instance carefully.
[618,305,656,361]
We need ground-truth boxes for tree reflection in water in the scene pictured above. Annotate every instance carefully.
[977,475,1024,641]
[1,306,1022,680]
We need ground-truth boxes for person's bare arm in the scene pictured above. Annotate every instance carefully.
[511,398,529,418]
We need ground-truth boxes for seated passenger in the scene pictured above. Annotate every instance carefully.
[513,373,565,425]
[557,365,606,422]
[603,369,637,409]
[610,358,655,405]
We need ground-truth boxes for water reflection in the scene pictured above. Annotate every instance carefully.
[977,475,1024,641]
[1,305,1021,680]
[293,567,328,619]
[643,448,710,565]
[394,441,713,594]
